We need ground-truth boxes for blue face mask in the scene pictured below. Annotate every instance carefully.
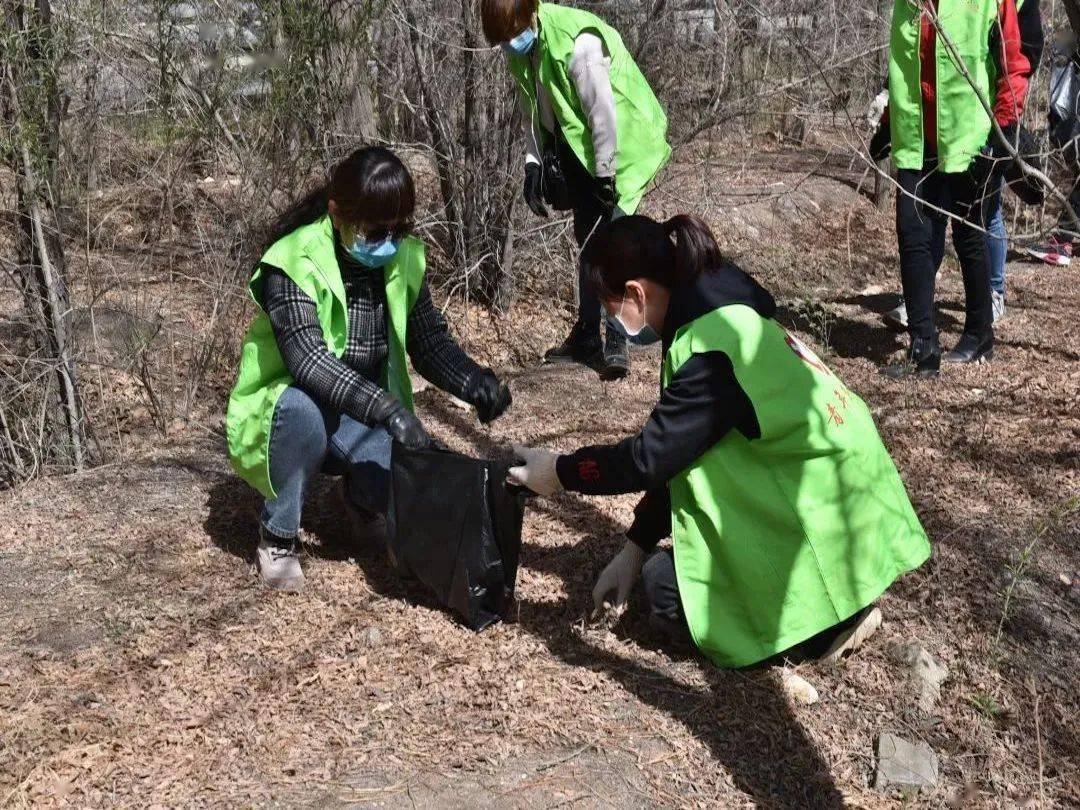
[345,234,400,268]
[502,27,537,57]
[611,295,662,346]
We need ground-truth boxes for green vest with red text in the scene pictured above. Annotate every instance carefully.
[506,2,671,214]
[226,215,425,499]
[662,306,931,668]
[888,0,1003,173]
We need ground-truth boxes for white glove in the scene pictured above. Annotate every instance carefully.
[592,541,646,611]
[508,444,563,497]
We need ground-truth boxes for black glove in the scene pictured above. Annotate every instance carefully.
[372,396,431,450]
[968,123,1019,204]
[989,122,1019,160]
[523,163,549,218]
[594,176,617,218]
[466,368,512,424]
[869,124,891,161]
[1005,125,1046,206]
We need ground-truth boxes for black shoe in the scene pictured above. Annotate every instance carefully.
[599,331,630,381]
[943,331,994,364]
[883,335,941,380]
[544,321,603,367]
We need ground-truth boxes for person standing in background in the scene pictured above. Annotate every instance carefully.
[481,0,671,380]
[876,0,1045,345]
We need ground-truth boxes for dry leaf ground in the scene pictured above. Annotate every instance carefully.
[1,142,1078,807]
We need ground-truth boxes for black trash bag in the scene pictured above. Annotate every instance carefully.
[386,442,525,631]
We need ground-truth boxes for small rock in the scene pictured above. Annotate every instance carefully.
[409,372,430,395]
[360,626,383,648]
[1059,572,1073,587]
[448,394,472,412]
[874,732,939,792]
[781,670,820,705]
[892,641,948,713]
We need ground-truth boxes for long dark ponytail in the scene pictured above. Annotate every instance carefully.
[582,213,722,299]
[262,146,417,251]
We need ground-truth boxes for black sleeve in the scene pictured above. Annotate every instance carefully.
[556,350,760,496]
[262,265,391,424]
[626,488,672,553]
[1018,0,1044,74]
[406,280,485,402]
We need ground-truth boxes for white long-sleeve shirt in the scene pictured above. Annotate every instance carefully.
[521,32,618,178]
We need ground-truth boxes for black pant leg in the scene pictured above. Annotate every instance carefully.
[947,171,993,338]
[560,139,608,333]
[896,169,938,341]
[1055,175,1080,240]
[641,548,688,628]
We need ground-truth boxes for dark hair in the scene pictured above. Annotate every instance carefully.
[263,146,416,249]
[480,0,537,45]
[582,214,723,299]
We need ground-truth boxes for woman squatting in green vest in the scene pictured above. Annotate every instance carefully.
[481,0,671,381]
[509,215,931,668]
[226,148,512,591]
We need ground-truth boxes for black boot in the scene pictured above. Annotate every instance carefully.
[544,321,603,368]
[883,334,941,380]
[943,330,994,364]
[600,328,630,381]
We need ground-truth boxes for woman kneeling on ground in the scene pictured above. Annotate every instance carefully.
[227,147,511,591]
[509,215,930,668]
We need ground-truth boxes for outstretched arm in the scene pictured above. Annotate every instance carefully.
[556,351,761,495]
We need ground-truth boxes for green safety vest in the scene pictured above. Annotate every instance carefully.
[226,214,425,499]
[506,2,671,214]
[662,306,931,668]
[888,0,1002,173]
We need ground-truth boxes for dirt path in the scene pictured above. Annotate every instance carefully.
[2,149,1079,807]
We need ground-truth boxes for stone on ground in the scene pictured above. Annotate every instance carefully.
[781,670,820,705]
[892,641,949,713]
[873,732,939,792]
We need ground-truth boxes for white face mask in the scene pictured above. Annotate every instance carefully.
[612,293,661,346]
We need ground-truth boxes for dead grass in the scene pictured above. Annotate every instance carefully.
[1,142,1078,807]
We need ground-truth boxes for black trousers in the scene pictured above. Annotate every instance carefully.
[557,139,624,336]
[896,165,993,341]
[1054,176,1080,241]
[641,548,861,667]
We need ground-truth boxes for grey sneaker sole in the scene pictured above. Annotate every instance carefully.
[819,606,883,665]
[260,572,306,592]
[599,360,629,381]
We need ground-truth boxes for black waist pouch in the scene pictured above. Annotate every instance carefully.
[386,443,525,631]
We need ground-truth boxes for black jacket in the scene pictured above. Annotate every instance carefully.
[556,262,776,552]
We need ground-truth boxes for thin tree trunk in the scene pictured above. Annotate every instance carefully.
[1,0,85,471]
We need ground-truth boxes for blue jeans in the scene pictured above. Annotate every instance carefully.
[985,193,1007,296]
[260,386,392,539]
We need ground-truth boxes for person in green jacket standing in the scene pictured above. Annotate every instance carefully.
[883,0,1033,378]
[481,0,671,380]
[227,147,511,591]
[509,215,931,668]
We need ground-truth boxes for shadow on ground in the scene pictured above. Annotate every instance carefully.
[202,387,846,808]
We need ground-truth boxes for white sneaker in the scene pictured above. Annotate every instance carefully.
[992,290,1006,324]
[819,606,883,665]
[882,303,908,333]
[256,531,306,591]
